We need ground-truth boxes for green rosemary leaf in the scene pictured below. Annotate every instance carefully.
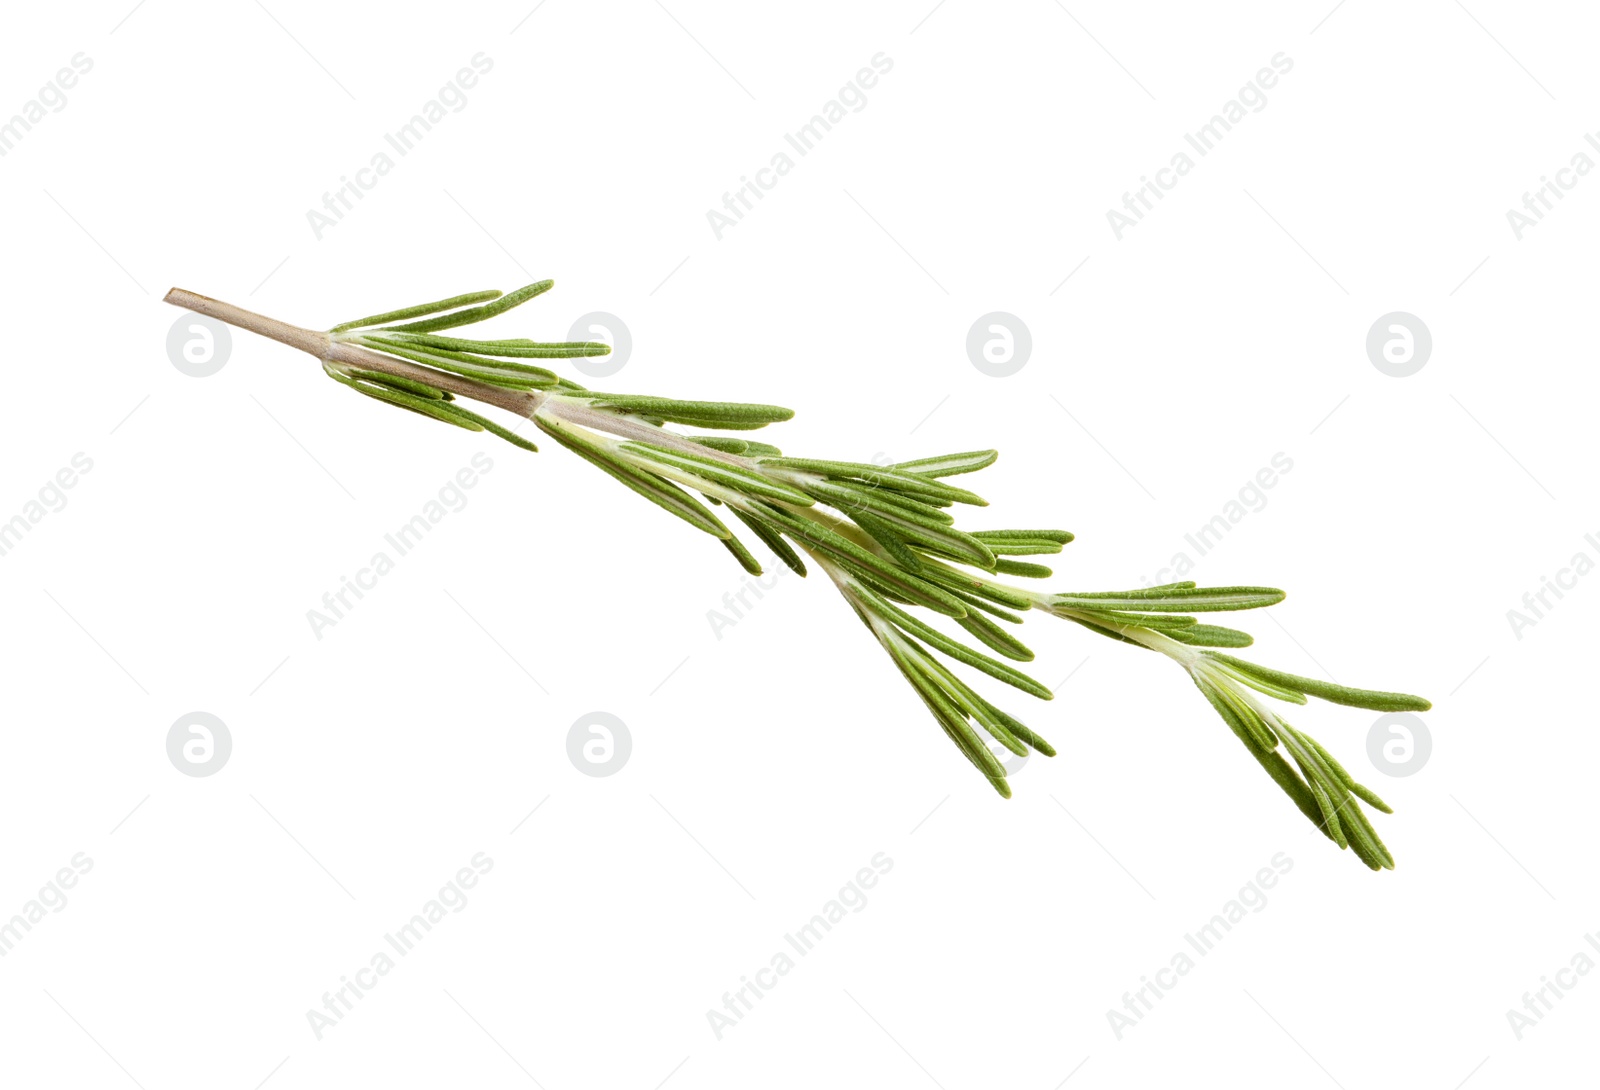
[1203,681,1279,752]
[342,368,449,400]
[804,478,957,527]
[617,441,816,507]
[903,529,999,570]
[729,508,807,577]
[534,417,729,539]
[970,529,1075,546]
[1306,777,1350,849]
[583,395,795,428]
[1068,614,1152,648]
[979,699,1055,757]
[830,554,969,618]
[1205,653,1433,712]
[914,650,1030,755]
[918,562,1034,610]
[358,336,562,381]
[688,437,781,457]
[1160,623,1255,648]
[849,579,1051,700]
[953,609,1035,661]
[689,436,750,454]
[429,401,540,453]
[1304,734,1392,814]
[938,583,1027,625]
[884,488,954,509]
[1340,803,1394,870]
[753,504,969,617]
[383,331,611,359]
[1349,781,1393,815]
[720,533,764,576]
[324,364,485,434]
[849,511,925,572]
[994,558,1053,579]
[1193,677,1327,824]
[381,280,555,333]
[1208,660,1309,704]
[1280,725,1387,862]
[809,495,994,570]
[1053,586,1286,613]
[971,541,1064,557]
[888,450,998,477]
[881,633,1011,796]
[1074,609,1197,630]
[329,289,501,333]
[759,458,988,506]
[357,338,555,389]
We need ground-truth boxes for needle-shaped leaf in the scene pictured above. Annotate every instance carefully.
[994,559,1053,579]
[848,511,926,573]
[382,331,611,358]
[534,416,729,539]
[720,532,764,576]
[1161,623,1254,648]
[330,289,502,333]
[971,529,1075,546]
[759,458,988,506]
[581,394,795,429]
[1053,586,1286,613]
[617,441,816,507]
[847,578,1051,699]
[1206,653,1433,712]
[729,508,807,577]
[381,280,555,333]
[889,450,998,477]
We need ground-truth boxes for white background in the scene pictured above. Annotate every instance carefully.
[0,1,1594,1086]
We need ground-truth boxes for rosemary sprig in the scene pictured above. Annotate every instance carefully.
[163,281,1431,872]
